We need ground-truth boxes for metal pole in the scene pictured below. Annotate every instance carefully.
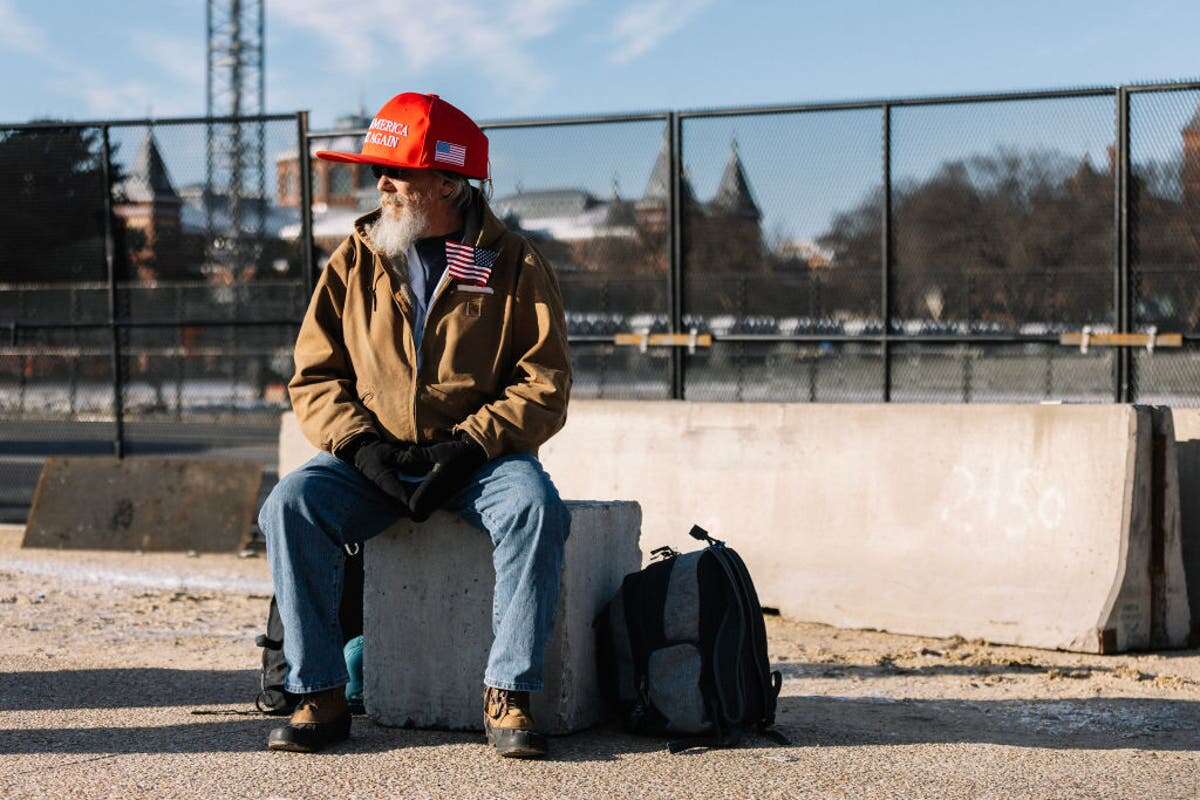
[100,126,125,458]
[258,0,265,116]
[1115,88,1131,402]
[881,104,893,402]
[667,112,684,400]
[205,0,215,277]
[298,111,316,298]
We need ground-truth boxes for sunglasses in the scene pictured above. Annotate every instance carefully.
[370,164,407,181]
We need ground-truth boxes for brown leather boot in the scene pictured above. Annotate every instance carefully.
[483,687,547,758]
[267,687,351,753]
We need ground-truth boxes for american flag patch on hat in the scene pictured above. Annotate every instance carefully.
[445,241,497,286]
[434,140,467,167]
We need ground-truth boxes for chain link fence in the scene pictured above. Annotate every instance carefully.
[0,113,305,519]
[1129,87,1200,405]
[3,81,1200,519]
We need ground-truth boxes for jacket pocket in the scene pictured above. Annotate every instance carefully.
[447,293,484,319]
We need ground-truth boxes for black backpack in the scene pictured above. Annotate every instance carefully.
[255,543,365,714]
[596,525,786,752]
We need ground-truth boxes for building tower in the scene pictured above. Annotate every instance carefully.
[702,139,765,273]
[635,132,696,239]
[709,139,761,223]
[205,0,266,277]
[114,131,182,281]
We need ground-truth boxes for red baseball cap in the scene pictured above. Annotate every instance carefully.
[315,92,488,180]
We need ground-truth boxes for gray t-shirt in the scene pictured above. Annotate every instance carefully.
[405,230,462,367]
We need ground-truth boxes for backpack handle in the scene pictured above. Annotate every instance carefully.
[688,524,724,547]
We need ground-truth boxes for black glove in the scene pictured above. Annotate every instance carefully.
[336,434,418,512]
[407,433,489,522]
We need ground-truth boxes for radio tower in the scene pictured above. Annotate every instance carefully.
[205,0,266,281]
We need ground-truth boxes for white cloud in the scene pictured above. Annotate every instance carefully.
[132,31,206,95]
[0,5,203,119]
[40,71,199,118]
[609,0,713,64]
[32,29,203,118]
[272,0,580,101]
[504,0,581,38]
[0,0,49,57]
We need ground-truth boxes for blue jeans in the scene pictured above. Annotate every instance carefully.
[258,450,571,695]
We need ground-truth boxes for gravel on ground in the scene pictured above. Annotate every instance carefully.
[1,531,1198,799]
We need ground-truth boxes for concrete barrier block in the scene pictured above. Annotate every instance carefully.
[1172,407,1200,643]
[538,401,1189,653]
[363,500,642,734]
[280,401,1192,654]
[279,412,315,478]
[1146,407,1191,649]
[23,457,262,552]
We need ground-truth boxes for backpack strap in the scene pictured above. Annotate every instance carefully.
[705,546,755,720]
[714,545,781,728]
[667,713,732,754]
[619,571,656,732]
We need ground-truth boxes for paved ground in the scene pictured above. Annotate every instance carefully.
[1,529,1198,799]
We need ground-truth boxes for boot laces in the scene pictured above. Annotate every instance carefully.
[486,687,508,719]
[487,687,527,720]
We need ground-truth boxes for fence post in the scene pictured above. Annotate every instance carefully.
[881,103,893,403]
[667,112,684,400]
[1114,87,1131,403]
[297,111,316,299]
[100,126,125,458]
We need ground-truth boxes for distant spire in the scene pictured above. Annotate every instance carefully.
[639,131,695,206]
[120,130,180,204]
[709,137,760,220]
[604,172,636,227]
[641,135,670,202]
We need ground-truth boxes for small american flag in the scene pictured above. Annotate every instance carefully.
[445,241,497,286]
[434,140,466,167]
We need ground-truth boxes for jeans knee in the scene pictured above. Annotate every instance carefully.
[259,470,313,537]
[504,481,568,544]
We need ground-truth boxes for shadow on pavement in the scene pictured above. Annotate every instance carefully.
[541,720,673,762]
[6,667,1197,756]
[777,660,1100,680]
[774,694,1200,752]
[0,716,682,758]
[0,668,260,711]
[0,667,665,758]
[0,716,508,756]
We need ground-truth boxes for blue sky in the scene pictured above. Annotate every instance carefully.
[2,0,1197,240]
[1,0,1197,126]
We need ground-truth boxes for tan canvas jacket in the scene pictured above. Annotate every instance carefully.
[288,189,572,460]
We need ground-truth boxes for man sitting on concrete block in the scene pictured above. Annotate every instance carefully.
[257,92,572,759]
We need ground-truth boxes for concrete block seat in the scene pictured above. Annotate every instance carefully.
[364,500,642,734]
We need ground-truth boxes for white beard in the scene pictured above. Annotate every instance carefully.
[366,194,431,260]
